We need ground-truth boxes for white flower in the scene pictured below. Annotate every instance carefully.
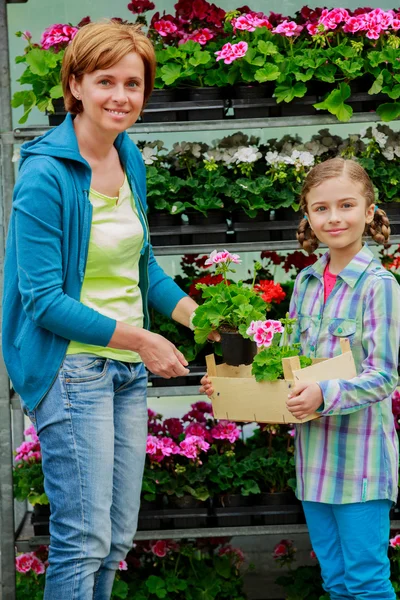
[394,145,400,158]
[359,127,367,138]
[233,145,262,164]
[141,146,158,165]
[291,150,315,168]
[383,147,395,161]
[171,205,178,214]
[371,126,388,149]
[12,148,21,163]
[190,144,202,158]
[265,151,280,165]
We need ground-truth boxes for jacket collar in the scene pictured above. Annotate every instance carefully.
[303,244,375,288]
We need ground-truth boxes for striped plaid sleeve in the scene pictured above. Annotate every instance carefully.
[318,273,400,416]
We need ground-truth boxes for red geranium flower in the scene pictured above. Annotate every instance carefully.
[127,0,155,15]
[189,273,224,297]
[254,280,286,305]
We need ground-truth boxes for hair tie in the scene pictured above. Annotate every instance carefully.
[303,214,308,221]
[374,205,379,213]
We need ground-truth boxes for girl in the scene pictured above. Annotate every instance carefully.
[201,157,400,599]
[3,20,215,600]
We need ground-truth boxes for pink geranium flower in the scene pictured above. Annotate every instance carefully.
[187,28,214,45]
[390,534,400,548]
[215,42,248,64]
[40,24,78,50]
[179,435,210,459]
[30,556,45,575]
[273,20,303,36]
[205,249,241,266]
[319,8,350,30]
[211,420,240,444]
[154,19,178,37]
[152,540,168,557]
[118,560,128,571]
[247,319,283,348]
[15,553,34,573]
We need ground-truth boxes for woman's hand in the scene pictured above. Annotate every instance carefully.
[207,330,221,342]
[199,374,214,397]
[108,323,189,379]
[137,331,189,378]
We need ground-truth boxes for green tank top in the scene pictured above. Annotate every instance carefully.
[67,174,143,362]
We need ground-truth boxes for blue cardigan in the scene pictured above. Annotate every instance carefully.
[3,114,187,410]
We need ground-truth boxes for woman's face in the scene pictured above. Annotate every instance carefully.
[71,52,145,134]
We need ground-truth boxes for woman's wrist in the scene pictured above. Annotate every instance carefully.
[107,322,148,353]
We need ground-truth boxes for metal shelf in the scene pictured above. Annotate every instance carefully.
[2,112,396,143]
[14,515,400,552]
[152,236,400,256]
[147,385,202,397]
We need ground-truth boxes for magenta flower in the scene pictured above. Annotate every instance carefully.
[211,420,240,444]
[247,319,283,348]
[179,435,210,459]
[127,0,155,13]
[232,13,272,32]
[319,8,350,30]
[15,553,34,574]
[185,422,208,438]
[192,400,213,414]
[204,249,241,266]
[22,30,32,40]
[390,534,400,548]
[118,560,128,571]
[40,24,78,50]
[215,42,248,64]
[154,19,178,37]
[186,28,214,45]
[218,545,245,567]
[273,20,303,36]
[30,556,45,575]
[151,540,168,557]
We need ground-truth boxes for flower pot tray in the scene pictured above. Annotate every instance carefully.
[137,507,208,530]
[205,338,356,424]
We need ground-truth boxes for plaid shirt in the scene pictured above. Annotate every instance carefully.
[289,245,400,504]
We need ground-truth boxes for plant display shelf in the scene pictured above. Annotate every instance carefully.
[14,514,400,553]
[4,111,397,143]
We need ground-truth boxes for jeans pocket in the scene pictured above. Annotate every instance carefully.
[63,354,110,384]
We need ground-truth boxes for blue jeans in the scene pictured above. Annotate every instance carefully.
[302,500,396,600]
[22,354,148,600]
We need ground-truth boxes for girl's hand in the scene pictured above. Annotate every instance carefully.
[207,330,221,342]
[200,374,214,397]
[286,382,323,420]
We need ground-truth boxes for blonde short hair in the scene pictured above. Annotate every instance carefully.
[296,157,391,254]
[61,20,156,114]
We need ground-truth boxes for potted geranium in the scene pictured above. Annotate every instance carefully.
[192,250,268,366]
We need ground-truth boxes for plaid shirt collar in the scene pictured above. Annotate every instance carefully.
[303,243,375,288]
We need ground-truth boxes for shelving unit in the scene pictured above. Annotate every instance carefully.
[1,91,399,597]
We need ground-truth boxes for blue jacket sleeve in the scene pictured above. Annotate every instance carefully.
[13,157,116,345]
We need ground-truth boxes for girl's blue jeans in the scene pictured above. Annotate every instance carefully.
[302,499,396,600]
[22,354,148,600]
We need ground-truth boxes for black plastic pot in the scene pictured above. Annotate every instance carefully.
[220,330,257,366]
[147,88,177,104]
[215,493,253,508]
[47,97,67,127]
[233,83,272,99]
[31,504,50,536]
[147,212,182,228]
[271,207,300,222]
[231,210,268,223]
[379,202,400,218]
[168,495,206,509]
[186,210,226,226]
[256,490,298,506]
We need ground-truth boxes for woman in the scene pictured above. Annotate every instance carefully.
[3,20,211,600]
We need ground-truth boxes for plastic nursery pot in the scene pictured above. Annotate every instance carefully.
[186,209,226,226]
[168,495,205,509]
[47,97,67,127]
[147,212,182,228]
[220,330,257,367]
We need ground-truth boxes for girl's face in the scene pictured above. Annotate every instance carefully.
[70,52,145,134]
[306,175,375,253]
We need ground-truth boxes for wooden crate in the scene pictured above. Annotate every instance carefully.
[206,339,356,424]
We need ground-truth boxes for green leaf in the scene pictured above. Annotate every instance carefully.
[111,578,129,599]
[25,48,58,76]
[189,51,212,67]
[382,84,400,100]
[160,63,182,85]
[257,40,278,55]
[274,81,307,103]
[146,575,167,598]
[376,102,400,122]
[369,72,383,95]
[49,84,63,99]
[254,63,280,83]
[314,83,352,122]
[11,91,36,124]
[315,64,336,83]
